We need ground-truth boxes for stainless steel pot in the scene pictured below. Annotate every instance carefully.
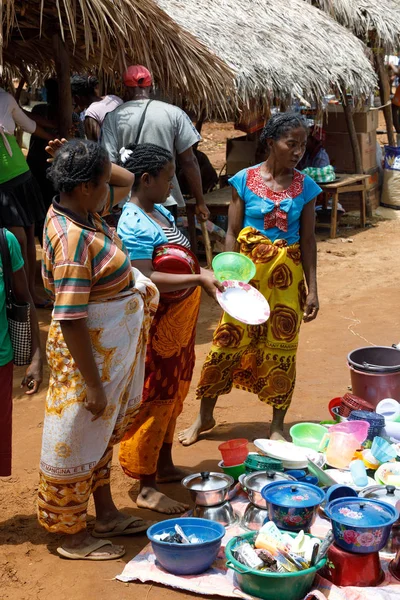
[359,485,400,554]
[242,470,296,509]
[241,503,269,531]
[182,471,234,507]
[193,501,239,526]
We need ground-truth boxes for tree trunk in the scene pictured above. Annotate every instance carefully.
[374,50,396,147]
[52,34,72,138]
[340,91,363,173]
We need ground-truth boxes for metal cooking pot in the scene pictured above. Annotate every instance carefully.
[242,470,296,509]
[359,485,400,554]
[182,471,234,507]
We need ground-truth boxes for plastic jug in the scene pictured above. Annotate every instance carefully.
[325,432,361,469]
[328,420,370,443]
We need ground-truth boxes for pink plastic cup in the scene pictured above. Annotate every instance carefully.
[218,439,249,466]
[329,420,370,444]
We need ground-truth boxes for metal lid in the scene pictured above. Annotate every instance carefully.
[182,471,233,491]
[326,497,399,527]
[359,485,400,510]
[243,470,294,492]
[261,481,325,508]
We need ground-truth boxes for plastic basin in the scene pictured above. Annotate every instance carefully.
[218,438,249,466]
[212,252,256,283]
[147,517,225,575]
[218,460,246,481]
[290,423,328,451]
[226,531,326,600]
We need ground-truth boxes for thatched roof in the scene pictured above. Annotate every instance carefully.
[308,0,400,51]
[156,0,377,105]
[0,0,234,115]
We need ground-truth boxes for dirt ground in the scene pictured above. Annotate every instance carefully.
[2,123,400,600]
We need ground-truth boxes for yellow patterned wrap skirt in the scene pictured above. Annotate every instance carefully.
[37,269,159,534]
[196,227,306,410]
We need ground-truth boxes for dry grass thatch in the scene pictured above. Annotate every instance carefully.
[0,0,235,115]
[156,0,377,105]
[309,0,400,51]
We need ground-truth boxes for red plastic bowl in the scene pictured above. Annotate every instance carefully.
[218,439,249,467]
[321,543,384,587]
[152,244,200,303]
[328,397,342,418]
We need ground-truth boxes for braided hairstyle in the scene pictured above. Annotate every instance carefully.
[260,112,308,147]
[117,143,173,190]
[70,75,99,98]
[47,139,110,193]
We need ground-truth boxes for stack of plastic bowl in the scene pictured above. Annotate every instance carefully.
[289,423,328,451]
[244,453,283,474]
[218,460,245,481]
[212,252,256,283]
[218,439,249,466]
[370,436,397,463]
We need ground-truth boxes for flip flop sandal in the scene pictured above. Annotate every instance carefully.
[91,516,154,538]
[57,539,125,561]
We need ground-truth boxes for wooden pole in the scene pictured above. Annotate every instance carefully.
[374,50,396,147]
[340,91,363,174]
[52,34,72,138]
[200,221,213,269]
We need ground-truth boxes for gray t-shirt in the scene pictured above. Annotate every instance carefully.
[102,99,201,207]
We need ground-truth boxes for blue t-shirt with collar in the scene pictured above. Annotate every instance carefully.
[229,165,321,245]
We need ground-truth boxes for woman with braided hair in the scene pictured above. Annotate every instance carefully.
[116,142,223,514]
[38,139,159,560]
[179,112,321,446]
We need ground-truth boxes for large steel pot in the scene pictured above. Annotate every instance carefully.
[182,471,234,507]
[242,470,295,509]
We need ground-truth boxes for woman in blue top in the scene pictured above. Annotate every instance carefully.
[179,113,321,445]
[116,143,222,515]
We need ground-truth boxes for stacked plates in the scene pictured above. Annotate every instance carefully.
[254,439,325,470]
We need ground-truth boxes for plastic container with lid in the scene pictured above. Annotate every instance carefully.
[262,481,325,531]
[326,496,399,553]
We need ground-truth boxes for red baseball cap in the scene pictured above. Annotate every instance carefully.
[123,65,153,88]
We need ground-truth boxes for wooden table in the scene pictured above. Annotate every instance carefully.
[319,173,369,239]
[186,186,231,252]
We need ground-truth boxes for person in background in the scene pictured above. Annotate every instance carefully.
[0,228,42,477]
[0,85,52,307]
[117,143,222,514]
[38,139,158,560]
[297,125,330,170]
[177,142,219,195]
[179,113,320,446]
[102,65,210,222]
[389,64,400,134]
[71,75,123,141]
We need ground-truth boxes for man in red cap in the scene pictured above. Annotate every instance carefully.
[102,64,209,220]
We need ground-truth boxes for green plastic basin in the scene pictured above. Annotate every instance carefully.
[289,422,328,451]
[212,252,256,283]
[218,460,246,481]
[225,531,326,600]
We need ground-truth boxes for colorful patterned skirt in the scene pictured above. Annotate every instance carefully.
[196,227,306,411]
[37,270,159,534]
[119,286,202,478]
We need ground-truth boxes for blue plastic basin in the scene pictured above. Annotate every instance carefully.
[147,517,225,575]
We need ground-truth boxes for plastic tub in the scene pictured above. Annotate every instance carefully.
[147,517,225,575]
[218,439,249,466]
[290,423,328,451]
[226,531,326,600]
[348,346,400,408]
[328,420,370,443]
[218,460,245,481]
[212,252,256,283]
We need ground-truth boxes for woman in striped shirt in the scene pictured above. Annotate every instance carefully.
[38,139,159,560]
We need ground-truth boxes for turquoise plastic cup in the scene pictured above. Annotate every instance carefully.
[212,252,256,283]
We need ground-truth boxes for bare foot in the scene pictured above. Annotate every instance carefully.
[136,487,189,514]
[94,510,150,535]
[270,429,286,441]
[156,466,192,484]
[178,416,216,446]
